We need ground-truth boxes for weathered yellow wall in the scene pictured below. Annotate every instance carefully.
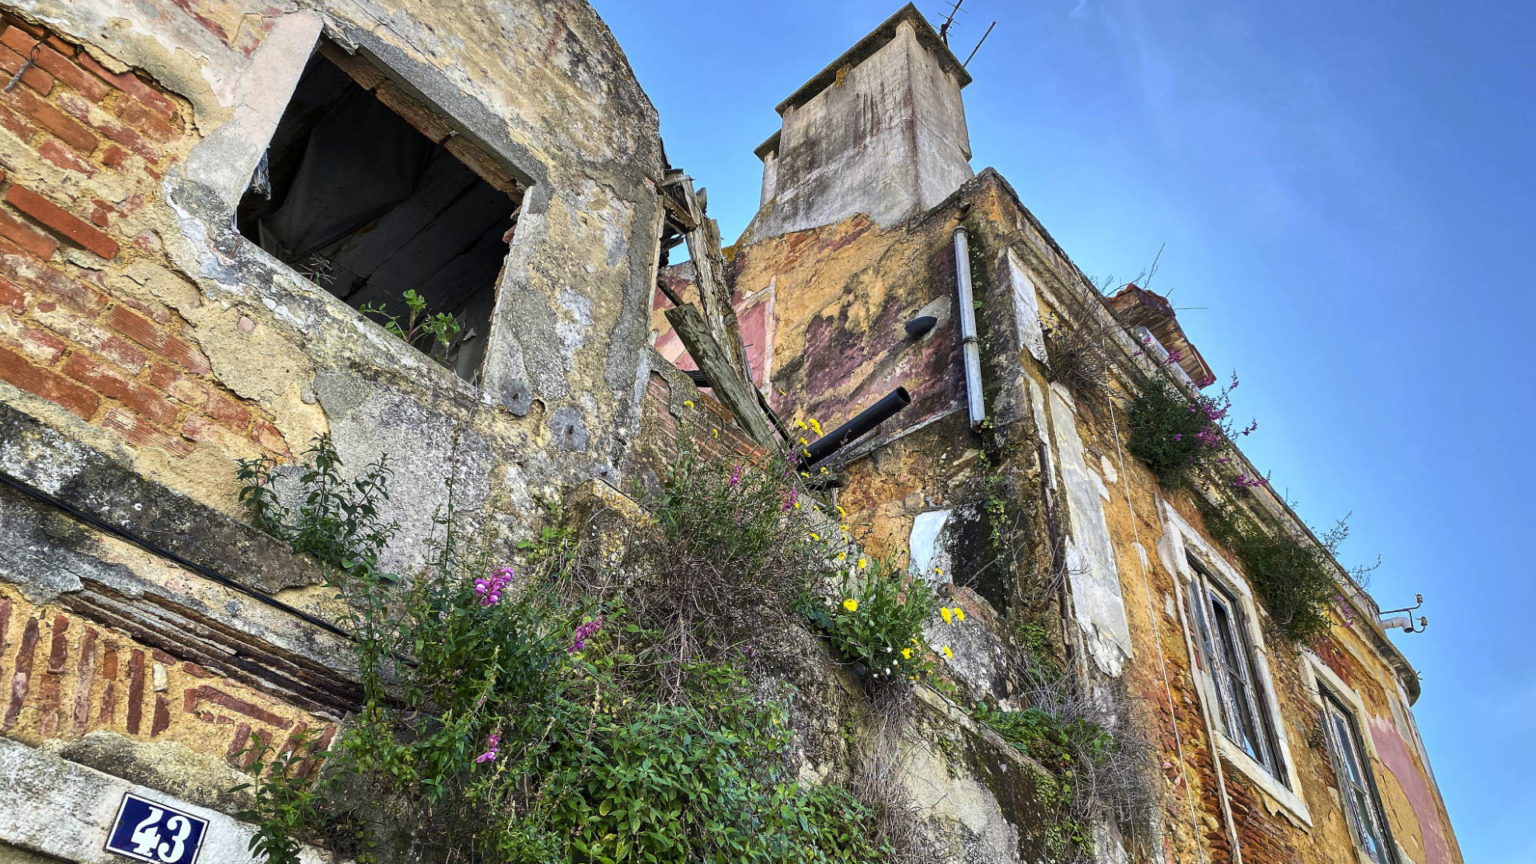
[711,166,1462,864]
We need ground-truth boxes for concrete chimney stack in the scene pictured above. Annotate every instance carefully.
[749,4,973,240]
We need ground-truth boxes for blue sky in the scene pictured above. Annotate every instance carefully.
[592,1,1533,860]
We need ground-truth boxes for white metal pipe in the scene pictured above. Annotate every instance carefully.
[953,227,986,428]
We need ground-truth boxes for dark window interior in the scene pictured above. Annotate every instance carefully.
[237,45,522,381]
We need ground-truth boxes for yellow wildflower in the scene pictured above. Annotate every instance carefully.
[820,467,829,474]
[799,436,808,446]
[800,471,810,478]
[836,506,847,518]
[942,646,954,659]
[857,556,867,569]
[954,607,966,622]
[809,418,824,436]
[837,552,847,561]
[712,428,719,439]
[935,566,943,576]
[683,400,694,408]
[842,598,859,612]
[901,647,912,659]
[795,419,808,429]
[810,533,820,541]
[941,607,953,625]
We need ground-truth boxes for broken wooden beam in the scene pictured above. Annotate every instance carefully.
[665,303,781,450]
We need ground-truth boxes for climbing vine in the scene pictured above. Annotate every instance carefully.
[1198,500,1356,643]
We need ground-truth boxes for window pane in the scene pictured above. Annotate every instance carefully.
[1324,696,1394,864]
[1211,598,1267,765]
[1331,712,1366,786]
[1189,580,1240,737]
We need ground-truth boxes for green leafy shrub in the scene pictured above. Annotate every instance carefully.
[804,559,943,684]
[1125,376,1215,487]
[1200,503,1344,643]
[235,434,395,575]
[235,433,900,864]
[627,423,835,679]
[973,705,1111,772]
[1125,368,1258,490]
[234,730,324,864]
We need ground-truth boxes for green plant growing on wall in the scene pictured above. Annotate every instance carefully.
[1125,359,1258,490]
[235,434,395,576]
[360,289,461,362]
[234,730,324,864]
[803,558,943,684]
[973,705,1112,772]
[616,420,846,693]
[965,617,1158,864]
[233,428,905,864]
[1038,276,1119,404]
[1199,501,1352,643]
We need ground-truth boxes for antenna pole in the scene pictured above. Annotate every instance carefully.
[939,0,964,44]
[963,20,996,67]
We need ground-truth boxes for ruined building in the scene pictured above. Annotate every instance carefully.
[0,1,1460,863]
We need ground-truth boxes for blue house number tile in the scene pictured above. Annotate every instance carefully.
[105,793,208,864]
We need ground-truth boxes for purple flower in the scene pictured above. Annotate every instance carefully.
[475,732,501,764]
[1173,433,1183,441]
[474,567,515,607]
[569,617,604,653]
[783,488,797,512]
[1166,350,1182,363]
[729,464,743,487]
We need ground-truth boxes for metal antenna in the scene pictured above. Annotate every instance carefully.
[963,20,996,67]
[939,0,964,44]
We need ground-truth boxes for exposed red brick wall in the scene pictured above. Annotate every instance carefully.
[0,586,332,773]
[638,367,771,469]
[0,14,287,459]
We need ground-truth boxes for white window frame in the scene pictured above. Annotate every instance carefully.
[1161,502,1311,824]
[1304,656,1401,864]
[1188,564,1284,776]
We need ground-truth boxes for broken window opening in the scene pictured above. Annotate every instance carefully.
[237,41,524,383]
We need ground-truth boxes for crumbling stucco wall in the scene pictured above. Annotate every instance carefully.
[749,5,972,241]
[0,0,665,568]
[0,1,1464,862]
[700,163,1463,864]
[0,0,668,858]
